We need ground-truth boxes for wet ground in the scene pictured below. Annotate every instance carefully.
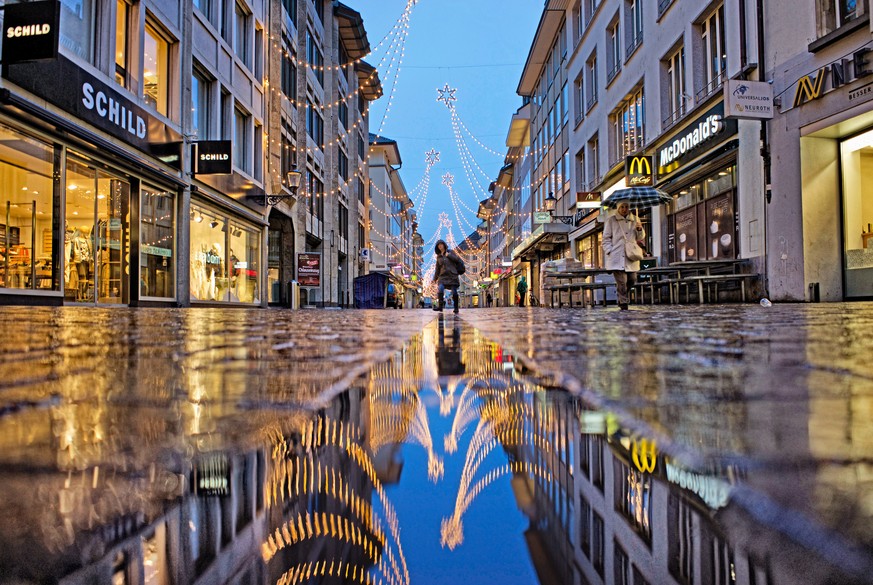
[0,304,871,585]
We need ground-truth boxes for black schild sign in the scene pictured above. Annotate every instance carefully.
[2,0,60,64]
[4,55,182,153]
[194,140,232,175]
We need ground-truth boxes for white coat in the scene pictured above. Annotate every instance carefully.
[602,211,646,272]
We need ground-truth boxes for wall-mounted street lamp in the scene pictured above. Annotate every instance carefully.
[251,169,303,206]
[544,191,557,213]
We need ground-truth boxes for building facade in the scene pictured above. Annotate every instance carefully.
[0,0,379,308]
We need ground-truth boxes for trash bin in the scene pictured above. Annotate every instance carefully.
[287,280,300,309]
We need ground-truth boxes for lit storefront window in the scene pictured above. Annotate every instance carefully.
[0,123,57,292]
[668,164,737,262]
[140,187,175,299]
[840,131,873,298]
[190,204,260,303]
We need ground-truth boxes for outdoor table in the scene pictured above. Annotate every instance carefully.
[667,259,756,304]
[635,266,684,304]
[543,268,613,307]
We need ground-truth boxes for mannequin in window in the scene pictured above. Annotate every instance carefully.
[69,227,92,300]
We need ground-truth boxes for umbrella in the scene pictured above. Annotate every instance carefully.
[604,186,672,208]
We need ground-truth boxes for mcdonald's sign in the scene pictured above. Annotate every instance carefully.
[631,438,657,474]
[626,155,654,187]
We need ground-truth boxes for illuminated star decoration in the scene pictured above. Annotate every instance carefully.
[425,149,441,167]
[442,172,455,188]
[438,212,451,228]
[437,84,457,108]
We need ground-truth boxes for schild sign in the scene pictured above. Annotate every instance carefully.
[2,0,60,64]
[194,141,232,175]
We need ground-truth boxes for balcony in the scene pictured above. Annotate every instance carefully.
[586,94,598,112]
[661,100,688,130]
[657,0,675,17]
[625,33,643,61]
[696,70,725,104]
[606,62,621,85]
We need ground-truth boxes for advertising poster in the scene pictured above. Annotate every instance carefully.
[297,253,321,287]
[674,208,697,262]
[705,193,736,259]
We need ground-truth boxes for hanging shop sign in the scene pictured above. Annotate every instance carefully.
[631,438,658,474]
[576,191,602,209]
[724,79,774,119]
[657,103,736,176]
[1,0,60,65]
[533,211,552,224]
[625,156,654,186]
[789,48,873,109]
[193,140,232,175]
[4,54,182,154]
[297,253,321,287]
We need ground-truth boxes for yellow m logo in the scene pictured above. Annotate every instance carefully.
[631,438,657,474]
[627,156,652,176]
[793,68,828,107]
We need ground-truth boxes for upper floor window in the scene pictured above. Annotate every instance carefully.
[192,65,213,139]
[282,0,297,25]
[115,0,130,87]
[607,19,621,83]
[820,0,860,34]
[307,31,324,87]
[573,2,583,45]
[585,0,602,25]
[700,4,726,100]
[313,0,324,23]
[281,37,297,102]
[306,97,324,146]
[280,115,297,182]
[143,21,169,116]
[663,45,686,126]
[234,105,251,173]
[61,0,96,62]
[234,2,251,69]
[586,51,598,110]
[573,72,584,124]
[338,95,348,129]
[338,149,349,182]
[626,0,643,58]
[610,87,645,163]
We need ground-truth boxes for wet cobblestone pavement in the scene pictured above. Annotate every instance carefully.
[0,305,870,585]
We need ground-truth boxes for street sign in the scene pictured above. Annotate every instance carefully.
[533,211,552,224]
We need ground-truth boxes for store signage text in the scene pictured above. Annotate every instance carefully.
[82,83,147,139]
[194,141,233,175]
[297,253,321,287]
[576,191,602,209]
[533,211,552,224]
[792,48,872,108]
[724,80,774,120]
[665,461,732,510]
[1,1,60,64]
[659,115,725,169]
[625,156,654,186]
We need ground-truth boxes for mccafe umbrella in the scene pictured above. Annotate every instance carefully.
[604,186,672,208]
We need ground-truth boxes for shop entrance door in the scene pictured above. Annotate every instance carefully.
[64,159,130,305]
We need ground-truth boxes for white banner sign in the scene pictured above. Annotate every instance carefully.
[724,79,774,119]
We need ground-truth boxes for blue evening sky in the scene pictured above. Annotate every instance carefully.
[353,1,541,253]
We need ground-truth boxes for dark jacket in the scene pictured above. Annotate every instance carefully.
[433,240,462,287]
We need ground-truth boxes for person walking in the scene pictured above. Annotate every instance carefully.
[432,239,463,314]
[602,202,646,310]
[485,291,492,307]
[516,275,528,307]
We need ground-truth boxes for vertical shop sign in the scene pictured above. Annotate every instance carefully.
[297,253,321,287]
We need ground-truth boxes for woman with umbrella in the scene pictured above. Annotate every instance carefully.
[603,201,645,310]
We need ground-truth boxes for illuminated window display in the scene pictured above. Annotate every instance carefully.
[190,203,260,303]
[840,130,873,298]
[0,123,57,292]
[140,186,175,299]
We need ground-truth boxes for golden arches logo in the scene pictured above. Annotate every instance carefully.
[631,438,657,474]
[793,68,828,107]
[627,156,652,176]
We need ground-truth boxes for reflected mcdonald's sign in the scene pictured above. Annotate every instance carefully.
[631,438,657,474]
[626,155,654,187]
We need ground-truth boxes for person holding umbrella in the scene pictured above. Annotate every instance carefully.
[603,201,645,310]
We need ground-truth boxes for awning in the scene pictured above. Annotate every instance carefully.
[511,223,573,261]
[334,2,370,59]
[356,61,383,101]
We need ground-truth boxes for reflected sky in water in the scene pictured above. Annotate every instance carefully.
[0,307,871,584]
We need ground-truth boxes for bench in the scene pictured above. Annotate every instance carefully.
[633,277,682,304]
[546,281,615,307]
[678,273,760,304]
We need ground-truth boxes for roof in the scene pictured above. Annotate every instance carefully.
[356,61,383,101]
[334,2,371,59]
[369,132,402,166]
[517,1,570,96]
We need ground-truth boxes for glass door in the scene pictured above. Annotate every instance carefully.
[64,158,130,304]
[840,133,873,298]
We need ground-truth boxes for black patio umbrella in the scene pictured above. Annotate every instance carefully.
[604,186,672,208]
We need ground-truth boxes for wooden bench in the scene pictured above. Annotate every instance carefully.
[633,277,682,304]
[678,273,760,304]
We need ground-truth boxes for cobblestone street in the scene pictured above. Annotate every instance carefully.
[0,304,871,584]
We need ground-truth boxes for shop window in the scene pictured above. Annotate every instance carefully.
[840,133,873,298]
[190,204,260,303]
[192,64,213,139]
[576,231,602,268]
[668,165,737,263]
[140,187,175,299]
[65,158,130,304]
[60,0,96,62]
[0,125,57,293]
[143,21,170,116]
[115,0,131,88]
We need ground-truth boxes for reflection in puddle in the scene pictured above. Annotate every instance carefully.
[0,315,867,585]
